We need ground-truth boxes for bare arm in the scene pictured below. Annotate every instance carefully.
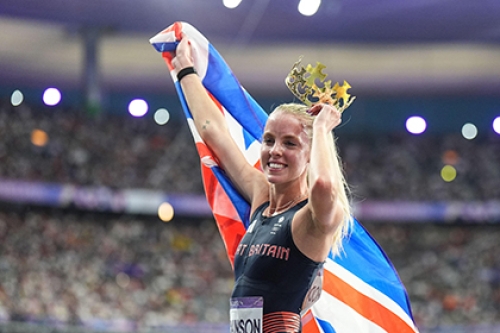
[307,104,344,235]
[171,35,267,204]
[293,103,345,261]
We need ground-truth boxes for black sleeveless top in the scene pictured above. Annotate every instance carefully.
[232,200,323,332]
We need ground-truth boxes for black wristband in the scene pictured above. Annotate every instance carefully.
[177,67,197,82]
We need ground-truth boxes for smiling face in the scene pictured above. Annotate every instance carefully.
[261,108,312,185]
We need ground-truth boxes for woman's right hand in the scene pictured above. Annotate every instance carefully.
[171,33,195,71]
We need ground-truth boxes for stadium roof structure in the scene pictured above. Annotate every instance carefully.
[0,0,499,97]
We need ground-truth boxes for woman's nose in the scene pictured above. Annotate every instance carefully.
[270,143,283,156]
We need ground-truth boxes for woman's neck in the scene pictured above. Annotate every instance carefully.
[267,191,307,216]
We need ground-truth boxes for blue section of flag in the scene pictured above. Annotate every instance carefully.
[317,317,337,333]
[151,41,178,53]
[332,219,414,318]
[243,129,256,149]
[211,166,251,228]
[204,44,267,142]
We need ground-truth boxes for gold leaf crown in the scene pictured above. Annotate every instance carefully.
[285,56,355,112]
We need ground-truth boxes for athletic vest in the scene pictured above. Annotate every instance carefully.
[232,200,323,332]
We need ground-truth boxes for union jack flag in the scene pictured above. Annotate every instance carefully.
[150,21,419,333]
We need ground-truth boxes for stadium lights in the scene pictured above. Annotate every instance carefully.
[461,123,478,140]
[223,0,242,9]
[298,0,321,16]
[441,165,457,182]
[493,116,500,135]
[158,202,174,222]
[31,129,49,147]
[128,98,149,117]
[406,116,427,135]
[10,89,24,106]
[224,0,322,15]
[154,108,170,125]
[43,87,62,107]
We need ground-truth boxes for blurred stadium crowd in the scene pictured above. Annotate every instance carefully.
[1,100,500,201]
[1,210,500,332]
[1,101,500,332]
[0,210,233,331]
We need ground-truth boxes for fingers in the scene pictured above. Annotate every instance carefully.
[176,37,190,56]
[307,103,339,116]
[168,32,187,56]
[309,104,342,131]
[306,104,323,116]
[171,33,194,70]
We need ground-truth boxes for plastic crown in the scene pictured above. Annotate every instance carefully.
[285,56,356,112]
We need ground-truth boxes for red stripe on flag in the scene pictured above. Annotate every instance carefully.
[195,142,213,160]
[208,91,225,113]
[201,166,245,267]
[162,52,174,71]
[323,270,416,333]
[302,310,321,333]
[212,212,245,267]
[160,21,183,39]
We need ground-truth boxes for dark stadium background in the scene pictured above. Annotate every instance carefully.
[0,1,499,332]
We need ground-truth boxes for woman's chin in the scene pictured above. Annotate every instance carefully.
[266,174,284,184]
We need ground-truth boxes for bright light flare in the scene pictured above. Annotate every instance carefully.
[43,88,61,106]
[493,117,500,135]
[154,108,170,125]
[441,165,457,182]
[31,129,49,147]
[158,202,174,222]
[223,0,242,9]
[461,123,478,140]
[128,99,149,117]
[11,90,24,106]
[406,116,427,135]
[298,0,321,16]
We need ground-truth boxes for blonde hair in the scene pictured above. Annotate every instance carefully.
[273,103,353,256]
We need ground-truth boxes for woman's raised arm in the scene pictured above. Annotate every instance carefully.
[171,35,267,205]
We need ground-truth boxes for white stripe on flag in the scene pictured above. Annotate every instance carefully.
[313,291,388,333]
[187,118,203,144]
[324,259,418,332]
[224,107,261,165]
